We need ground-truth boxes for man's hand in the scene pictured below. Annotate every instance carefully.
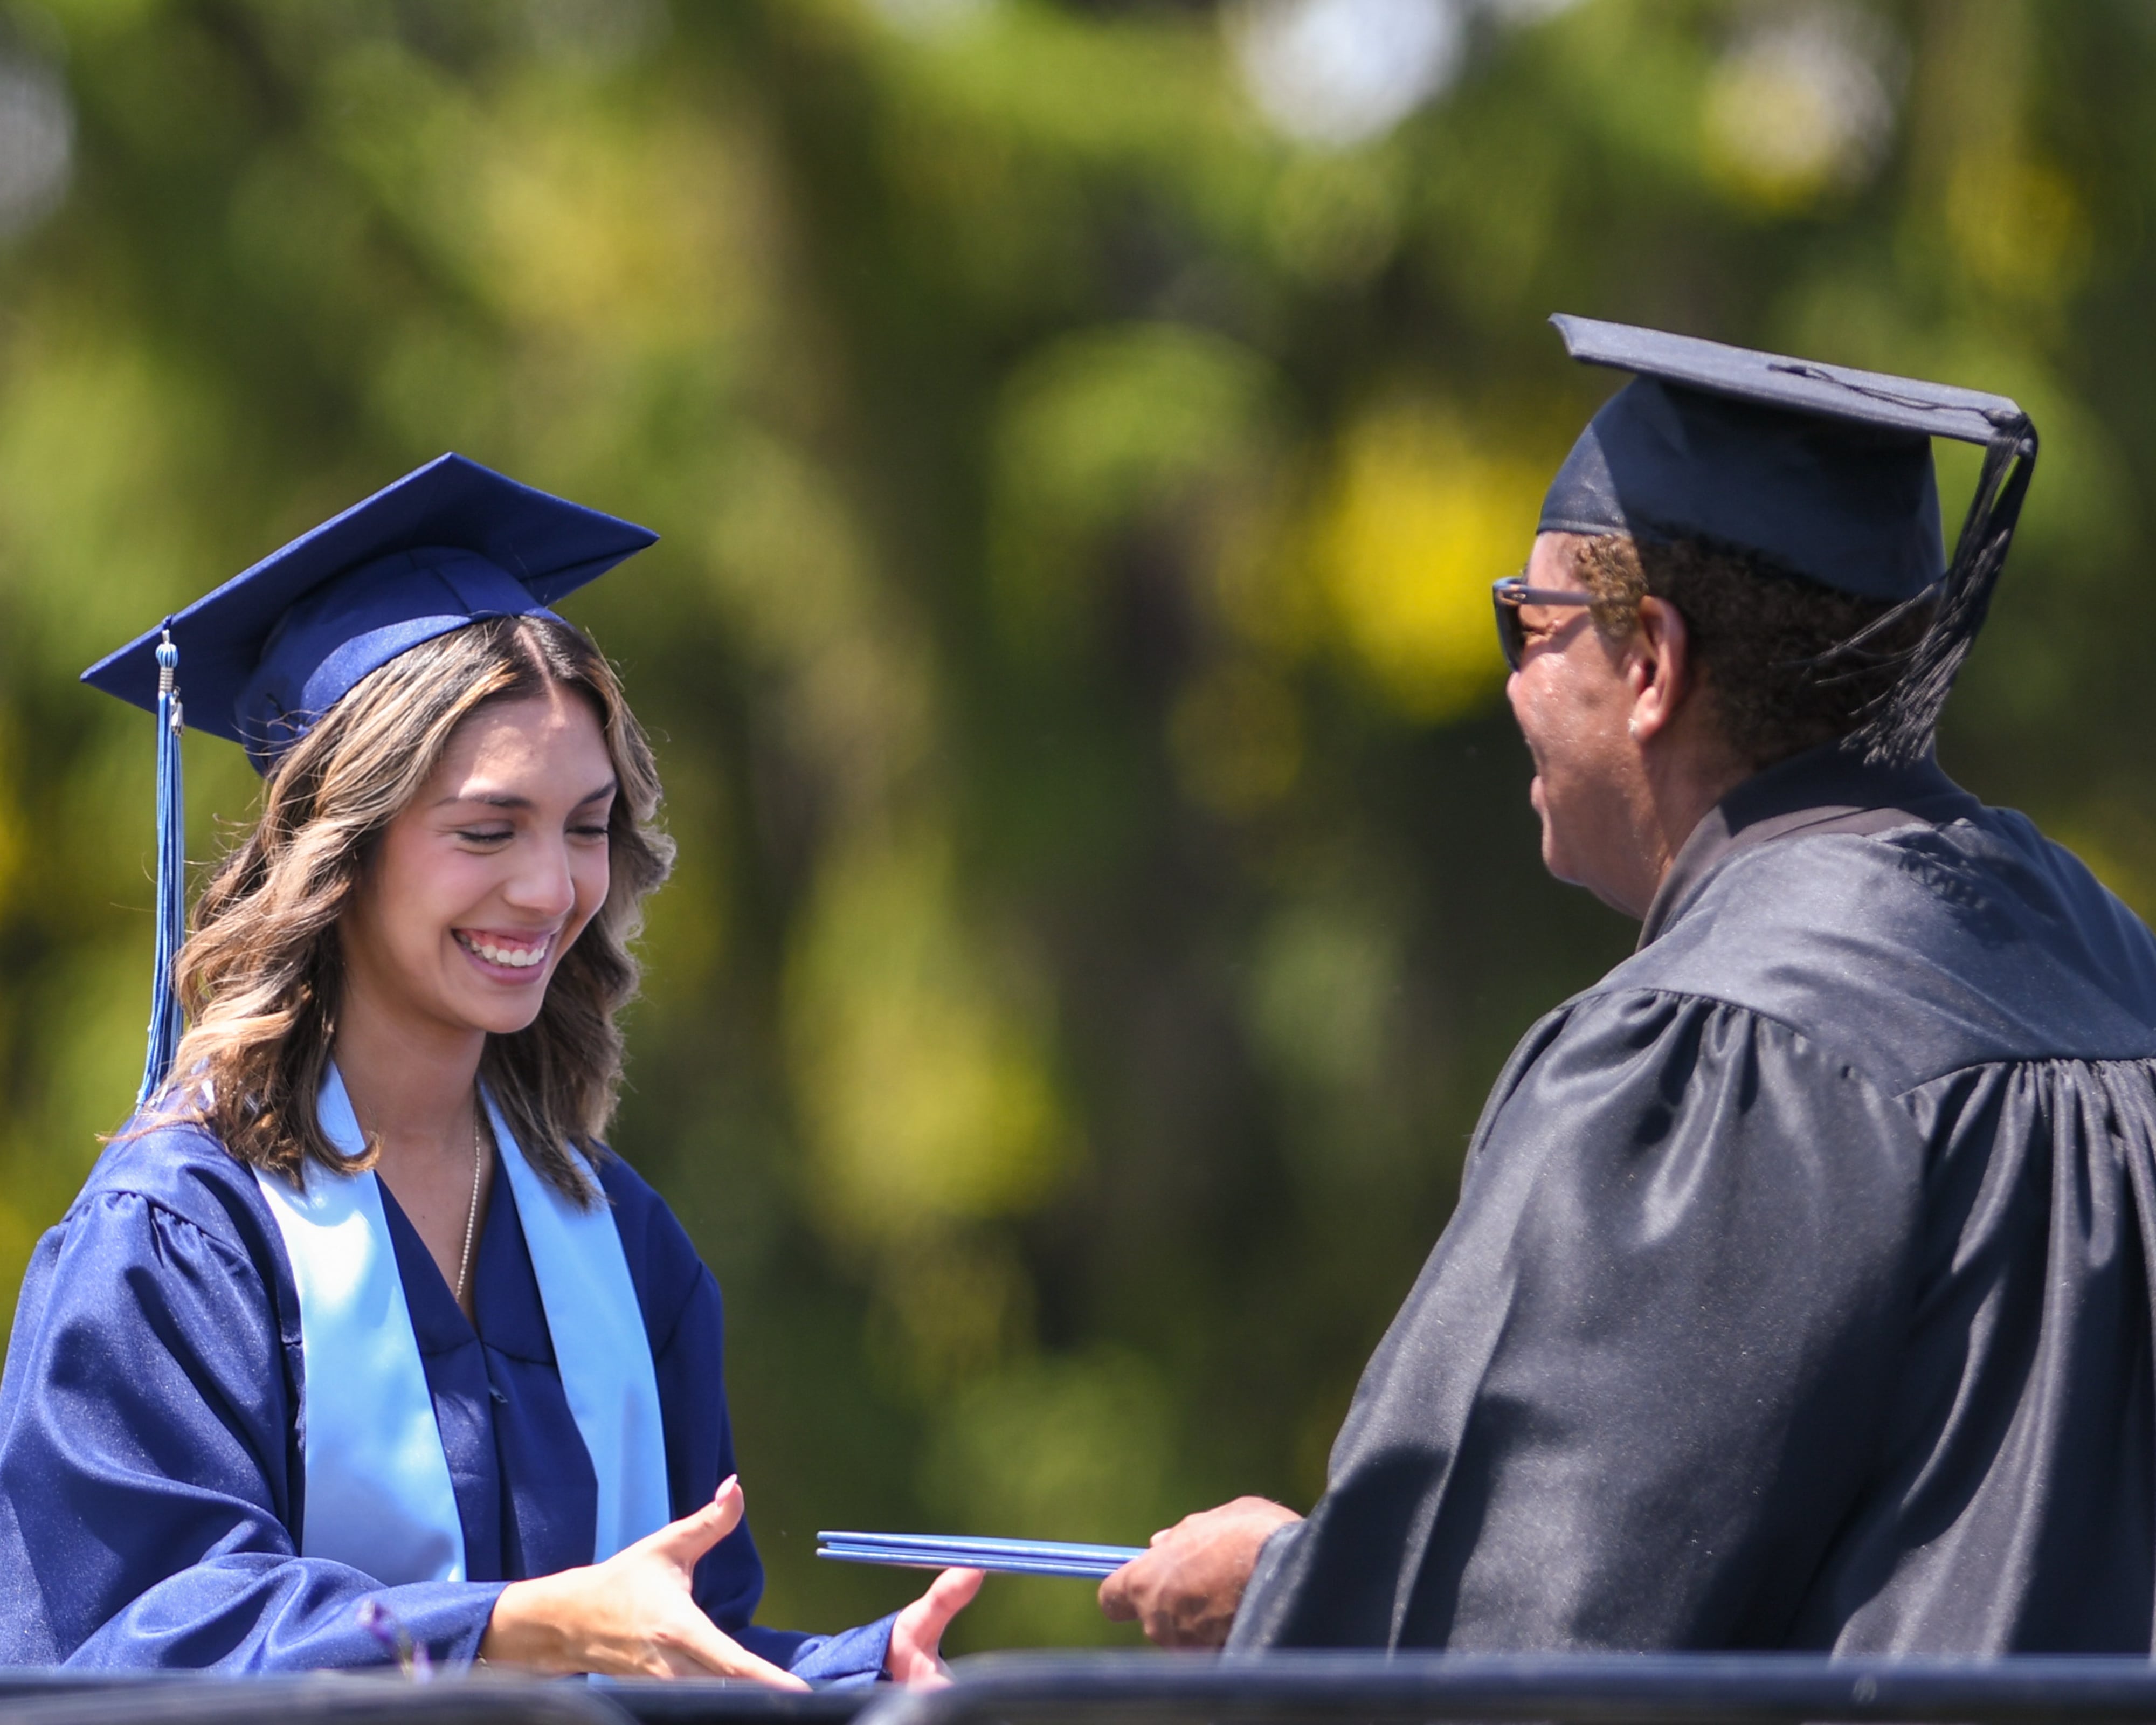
[481,1476,808,1685]
[1097,1497,1301,1649]
[885,1565,984,1685]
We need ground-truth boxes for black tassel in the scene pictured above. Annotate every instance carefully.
[1849,412,2038,767]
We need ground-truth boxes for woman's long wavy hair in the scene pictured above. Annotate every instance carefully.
[154,614,673,1204]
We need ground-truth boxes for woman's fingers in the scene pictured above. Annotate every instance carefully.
[631,1480,810,1686]
[646,1474,746,1570]
[482,1479,811,1687]
[887,1565,984,1686]
[658,1612,811,1689]
[916,1565,985,1631]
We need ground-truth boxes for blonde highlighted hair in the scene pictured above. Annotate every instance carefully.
[156,615,673,1203]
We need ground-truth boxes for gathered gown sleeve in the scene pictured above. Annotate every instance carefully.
[0,1186,504,1669]
[1229,989,1929,1652]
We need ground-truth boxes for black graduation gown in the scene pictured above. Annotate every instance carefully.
[1229,744,2156,1654]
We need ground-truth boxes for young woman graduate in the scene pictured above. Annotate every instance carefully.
[0,456,981,1680]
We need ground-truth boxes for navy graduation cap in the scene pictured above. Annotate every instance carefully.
[1539,314,2037,765]
[82,453,657,1105]
[85,453,655,766]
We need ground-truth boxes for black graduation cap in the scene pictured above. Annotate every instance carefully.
[80,452,657,1107]
[1538,315,2038,765]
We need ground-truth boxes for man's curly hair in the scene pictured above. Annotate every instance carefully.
[1568,534,1936,770]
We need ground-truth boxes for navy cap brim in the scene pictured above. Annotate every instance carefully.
[80,453,656,747]
[1550,314,2026,447]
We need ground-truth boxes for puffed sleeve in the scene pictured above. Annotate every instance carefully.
[0,1189,505,1669]
[1230,991,1927,1651]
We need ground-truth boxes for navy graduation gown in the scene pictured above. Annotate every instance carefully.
[0,1125,893,1678]
[1231,745,2156,1654]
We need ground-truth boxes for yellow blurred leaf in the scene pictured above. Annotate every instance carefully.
[1945,152,2090,305]
[786,829,1072,1243]
[1308,405,1540,721]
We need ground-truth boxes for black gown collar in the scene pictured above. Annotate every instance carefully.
[1639,742,1982,950]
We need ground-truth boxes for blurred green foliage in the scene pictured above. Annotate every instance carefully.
[0,0,2148,1657]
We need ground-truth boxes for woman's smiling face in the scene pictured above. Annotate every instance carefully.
[338,684,617,1047]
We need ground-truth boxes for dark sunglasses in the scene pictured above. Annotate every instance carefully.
[1491,574,1597,673]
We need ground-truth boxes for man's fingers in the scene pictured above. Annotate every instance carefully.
[1098,1561,1139,1622]
[1099,1501,1298,1646]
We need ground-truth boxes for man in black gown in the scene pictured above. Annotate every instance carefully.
[1100,318,2156,1653]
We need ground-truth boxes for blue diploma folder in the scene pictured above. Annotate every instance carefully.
[816,1530,1147,1580]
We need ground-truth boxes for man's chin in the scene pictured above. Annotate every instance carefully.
[1543,842,1646,917]
[1533,798,1571,883]
[1538,825,1612,903]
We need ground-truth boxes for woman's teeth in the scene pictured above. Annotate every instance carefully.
[457,932,550,970]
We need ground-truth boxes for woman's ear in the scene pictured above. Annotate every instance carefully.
[1626,595,1692,743]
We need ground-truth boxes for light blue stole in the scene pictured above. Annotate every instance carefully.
[253,1067,669,1585]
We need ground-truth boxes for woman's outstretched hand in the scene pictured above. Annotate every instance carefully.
[885,1565,984,1686]
[481,1476,808,1685]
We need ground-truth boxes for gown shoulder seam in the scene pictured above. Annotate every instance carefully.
[1897,1050,2156,1092]
[1567,982,1927,1111]
[73,1185,267,1280]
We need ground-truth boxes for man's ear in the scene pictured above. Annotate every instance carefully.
[1627,595,1692,743]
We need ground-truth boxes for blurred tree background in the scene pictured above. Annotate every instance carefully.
[0,0,2144,1656]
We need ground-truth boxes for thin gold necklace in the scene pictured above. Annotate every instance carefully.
[454,1110,485,1307]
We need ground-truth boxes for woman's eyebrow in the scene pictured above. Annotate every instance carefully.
[430,778,618,812]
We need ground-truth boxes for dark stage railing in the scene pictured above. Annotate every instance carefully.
[2,1652,2155,1724]
[859,1652,2156,1725]
[0,1669,872,1724]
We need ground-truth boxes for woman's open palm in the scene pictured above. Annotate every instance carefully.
[482,1476,807,1684]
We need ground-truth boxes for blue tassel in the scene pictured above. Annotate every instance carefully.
[137,625,185,1108]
